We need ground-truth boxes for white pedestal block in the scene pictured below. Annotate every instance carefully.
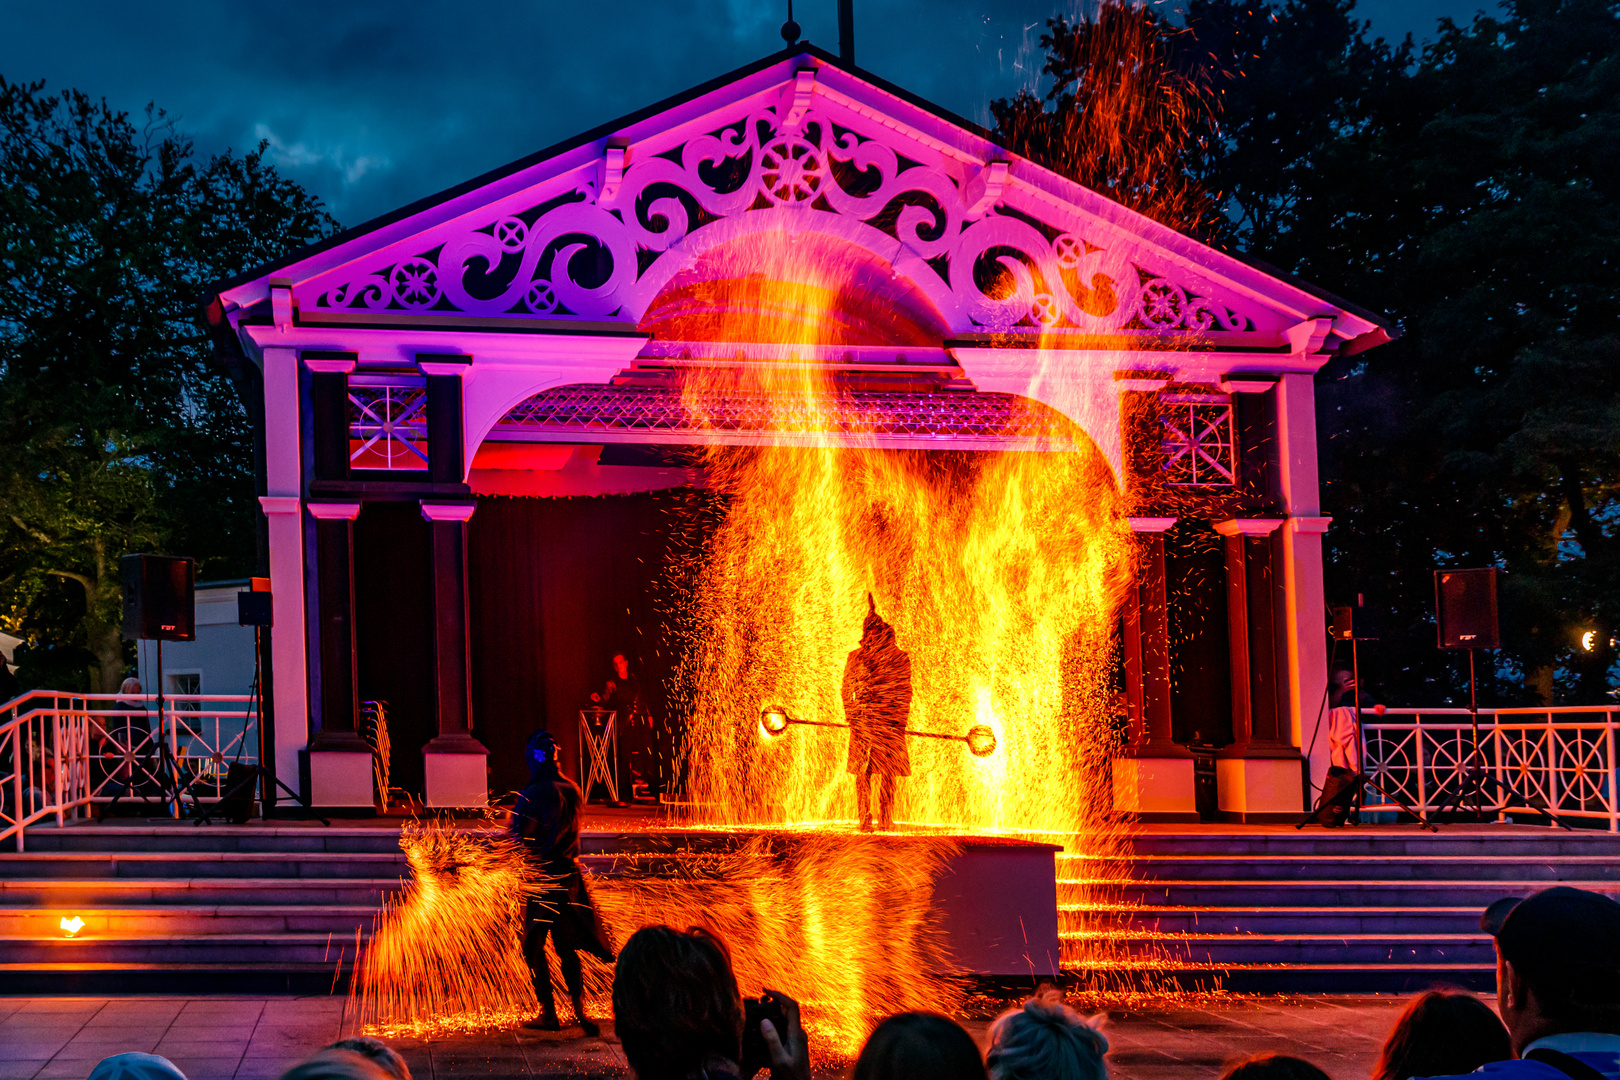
[931,839,1062,977]
[1217,757,1306,820]
[424,751,488,808]
[1112,756,1198,819]
[307,750,374,808]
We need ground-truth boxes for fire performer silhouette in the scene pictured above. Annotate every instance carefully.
[843,596,913,832]
[509,730,614,1035]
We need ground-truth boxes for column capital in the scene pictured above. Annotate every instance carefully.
[1114,370,1173,393]
[417,353,473,378]
[1289,516,1332,534]
[307,502,361,521]
[421,502,476,523]
[1214,517,1284,537]
[1127,516,1177,534]
[303,351,356,374]
[1220,372,1280,394]
[259,495,301,515]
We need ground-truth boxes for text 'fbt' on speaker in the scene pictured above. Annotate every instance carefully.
[1434,567,1501,651]
[121,554,196,642]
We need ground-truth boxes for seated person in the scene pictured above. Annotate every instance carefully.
[855,1012,987,1080]
[986,986,1108,1080]
[1416,886,1620,1080]
[1372,990,1510,1080]
[612,924,808,1080]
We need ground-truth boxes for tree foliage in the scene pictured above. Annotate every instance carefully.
[0,78,337,692]
[996,0,1620,705]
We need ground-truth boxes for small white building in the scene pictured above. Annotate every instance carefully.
[135,581,257,700]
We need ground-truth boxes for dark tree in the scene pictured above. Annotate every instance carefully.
[0,78,337,692]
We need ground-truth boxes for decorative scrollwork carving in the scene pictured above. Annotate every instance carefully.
[309,81,1252,335]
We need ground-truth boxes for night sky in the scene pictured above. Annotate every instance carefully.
[2,0,1489,229]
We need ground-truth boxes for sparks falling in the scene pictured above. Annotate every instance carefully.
[354,823,546,1037]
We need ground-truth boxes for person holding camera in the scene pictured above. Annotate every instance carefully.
[612,924,810,1080]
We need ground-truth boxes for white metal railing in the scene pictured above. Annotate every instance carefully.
[1,690,258,851]
[1361,706,1620,831]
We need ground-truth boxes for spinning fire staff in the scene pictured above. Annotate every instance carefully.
[761,597,998,832]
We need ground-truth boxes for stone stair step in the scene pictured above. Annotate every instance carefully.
[1065,906,1486,935]
[0,933,368,965]
[1063,853,1620,881]
[0,961,352,994]
[1067,879,1620,908]
[0,905,378,935]
[1061,931,1494,966]
[1126,832,1620,858]
[0,852,407,879]
[19,825,414,854]
[1062,960,1495,994]
[0,877,401,906]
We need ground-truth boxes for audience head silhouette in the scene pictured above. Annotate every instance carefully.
[1219,1054,1331,1080]
[854,1012,987,1080]
[1482,885,1620,1053]
[986,988,1107,1080]
[613,924,746,1080]
[1370,990,1509,1080]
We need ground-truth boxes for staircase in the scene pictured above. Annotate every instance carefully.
[0,823,403,993]
[1060,825,1620,992]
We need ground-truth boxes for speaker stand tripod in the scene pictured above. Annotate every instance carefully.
[101,639,197,821]
[1428,650,1571,829]
[193,626,324,826]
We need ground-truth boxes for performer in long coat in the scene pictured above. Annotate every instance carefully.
[843,596,912,832]
[509,731,614,1034]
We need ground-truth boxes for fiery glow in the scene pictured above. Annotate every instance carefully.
[673,233,1132,842]
[592,832,958,1060]
[58,915,83,937]
[354,823,546,1037]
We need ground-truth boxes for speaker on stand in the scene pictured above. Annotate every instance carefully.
[114,554,196,819]
[1430,568,1567,827]
[193,583,322,825]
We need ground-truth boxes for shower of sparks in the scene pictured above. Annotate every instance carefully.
[353,822,548,1037]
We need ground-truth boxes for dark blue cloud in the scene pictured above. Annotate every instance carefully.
[1,0,1487,228]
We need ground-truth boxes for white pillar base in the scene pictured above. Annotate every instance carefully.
[424,751,488,808]
[1216,757,1306,820]
[1113,757,1198,820]
[307,750,374,809]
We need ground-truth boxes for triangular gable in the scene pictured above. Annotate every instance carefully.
[217,45,1388,353]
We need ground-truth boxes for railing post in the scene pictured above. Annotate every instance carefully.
[1608,710,1618,833]
[1491,710,1505,823]
[1415,712,1428,812]
[1546,715,1559,820]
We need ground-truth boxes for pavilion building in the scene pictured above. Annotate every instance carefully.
[206,44,1390,821]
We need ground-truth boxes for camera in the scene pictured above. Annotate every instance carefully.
[740,994,787,1076]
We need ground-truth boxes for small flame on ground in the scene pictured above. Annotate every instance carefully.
[59,915,84,937]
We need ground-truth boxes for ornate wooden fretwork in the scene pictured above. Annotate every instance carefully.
[306,85,1251,337]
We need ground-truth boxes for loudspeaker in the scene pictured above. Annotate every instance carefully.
[1331,605,1379,641]
[1434,568,1500,650]
[237,591,273,627]
[121,554,195,642]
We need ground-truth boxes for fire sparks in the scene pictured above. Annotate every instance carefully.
[592,832,959,1060]
[353,822,547,1037]
[670,232,1132,843]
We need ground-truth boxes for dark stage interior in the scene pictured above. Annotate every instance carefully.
[353,489,710,799]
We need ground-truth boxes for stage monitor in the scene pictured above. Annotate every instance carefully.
[1434,568,1500,651]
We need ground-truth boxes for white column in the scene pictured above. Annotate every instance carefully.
[1274,372,1332,806]
[260,342,307,798]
